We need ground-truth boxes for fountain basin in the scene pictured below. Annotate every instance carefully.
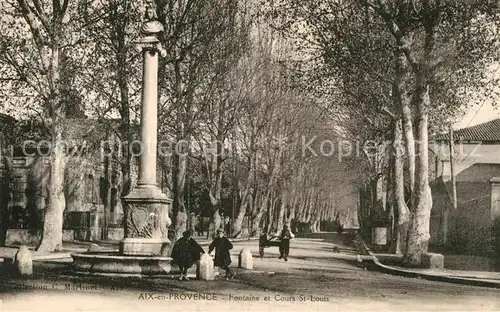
[71,252,172,276]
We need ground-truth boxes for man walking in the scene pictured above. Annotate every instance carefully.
[278,225,294,261]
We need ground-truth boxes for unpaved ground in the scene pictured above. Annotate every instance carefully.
[1,237,500,311]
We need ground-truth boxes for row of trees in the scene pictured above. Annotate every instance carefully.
[0,0,361,252]
[6,0,496,263]
[266,0,500,265]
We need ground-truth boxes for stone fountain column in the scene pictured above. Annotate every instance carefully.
[119,3,171,256]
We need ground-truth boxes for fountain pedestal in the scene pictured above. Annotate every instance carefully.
[120,186,171,256]
[71,1,174,277]
[119,11,171,256]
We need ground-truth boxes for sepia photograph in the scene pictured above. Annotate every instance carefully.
[1,0,500,311]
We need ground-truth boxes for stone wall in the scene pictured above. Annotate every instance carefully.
[429,178,451,246]
[63,230,75,241]
[449,195,491,257]
[5,229,41,246]
[107,228,124,240]
[430,178,492,257]
[0,139,171,244]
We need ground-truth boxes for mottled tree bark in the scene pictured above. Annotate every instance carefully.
[391,119,410,254]
[38,130,67,252]
[405,85,432,264]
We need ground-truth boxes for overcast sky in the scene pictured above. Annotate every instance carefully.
[455,100,500,129]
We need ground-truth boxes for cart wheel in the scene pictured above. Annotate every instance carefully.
[259,246,264,258]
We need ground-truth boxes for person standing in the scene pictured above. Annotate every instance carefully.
[208,228,236,280]
[278,224,294,261]
[171,229,205,280]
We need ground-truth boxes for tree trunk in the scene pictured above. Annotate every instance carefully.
[286,193,297,229]
[401,98,415,196]
[310,213,321,233]
[251,158,279,235]
[251,212,264,236]
[267,192,279,232]
[37,131,67,252]
[233,191,250,238]
[118,52,132,199]
[391,119,410,254]
[102,154,112,240]
[247,192,256,234]
[405,84,432,265]
[299,188,310,223]
[403,21,435,264]
[37,30,66,252]
[210,195,222,237]
[0,156,12,246]
[392,47,413,253]
[247,188,257,236]
[172,150,188,242]
[309,198,321,233]
[170,54,189,243]
[233,166,253,238]
[304,191,317,224]
[233,118,257,237]
[395,47,415,207]
[209,149,224,237]
[286,167,303,228]
[232,160,253,237]
[251,188,270,236]
[309,216,317,233]
[208,191,222,237]
[312,195,322,232]
[276,192,287,232]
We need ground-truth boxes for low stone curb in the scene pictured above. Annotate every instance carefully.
[0,237,258,263]
[33,253,74,261]
[199,237,259,246]
[72,271,220,279]
[1,253,77,262]
[359,240,500,289]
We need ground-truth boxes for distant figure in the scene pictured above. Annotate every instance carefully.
[337,222,344,234]
[278,224,294,261]
[171,230,204,281]
[196,216,204,236]
[270,228,278,237]
[224,217,231,236]
[209,229,236,280]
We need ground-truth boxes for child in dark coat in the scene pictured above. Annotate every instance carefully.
[171,229,205,280]
[208,228,235,280]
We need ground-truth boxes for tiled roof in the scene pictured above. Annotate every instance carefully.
[434,119,500,142]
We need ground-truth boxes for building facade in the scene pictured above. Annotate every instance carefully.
[430,119,500,256]
[0,115,172,246]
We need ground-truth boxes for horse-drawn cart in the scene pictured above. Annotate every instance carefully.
[259,233,282,258]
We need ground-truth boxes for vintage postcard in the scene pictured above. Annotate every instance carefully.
[1,0,500,311]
